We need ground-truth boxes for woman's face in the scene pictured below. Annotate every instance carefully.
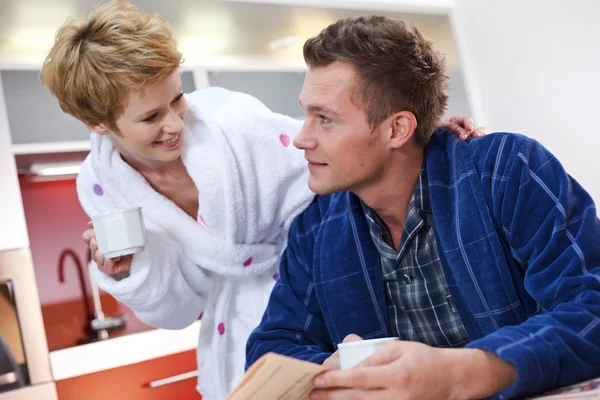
[93,71,188,167]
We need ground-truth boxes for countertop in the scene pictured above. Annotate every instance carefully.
[49,320,201,381]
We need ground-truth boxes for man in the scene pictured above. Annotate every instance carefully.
[246,16,600,400]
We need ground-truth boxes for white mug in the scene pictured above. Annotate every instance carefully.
[338,337,399,369]
[92,207,146,259]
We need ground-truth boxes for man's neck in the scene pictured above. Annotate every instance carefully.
[356,146,424,235]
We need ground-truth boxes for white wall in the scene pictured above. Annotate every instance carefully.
[453,0,600,203]
[0,77,29,251]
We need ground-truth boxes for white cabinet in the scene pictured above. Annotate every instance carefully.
[0,77,28,251]
[1,70,89,147]
[1,70,197,155]
[206,70,306,119]
[2,68,309,158]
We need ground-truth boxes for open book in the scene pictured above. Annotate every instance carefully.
[226,353,326,400]
[229,352,600,400]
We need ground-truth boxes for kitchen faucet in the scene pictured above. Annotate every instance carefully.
[58,248,126,342]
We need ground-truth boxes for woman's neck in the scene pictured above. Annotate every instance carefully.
[119,148,184,181]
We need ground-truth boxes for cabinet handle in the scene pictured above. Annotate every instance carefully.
[0,372,17,386]
[148,370,198,388]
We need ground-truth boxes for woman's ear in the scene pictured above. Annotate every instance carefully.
[389,111,417,149]
[87,123,111,135]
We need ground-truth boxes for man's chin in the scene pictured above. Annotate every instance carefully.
[308,180,338,196]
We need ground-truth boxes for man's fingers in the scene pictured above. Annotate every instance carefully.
[342,334,363,343]
[323,351,340,370]
[359,342,403,367]
[314,366,388,390]
[310,388,390,400]
[324,334,363,370]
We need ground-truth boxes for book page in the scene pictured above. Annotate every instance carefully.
[227,353,327,400]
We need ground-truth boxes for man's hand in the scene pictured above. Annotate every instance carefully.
[323,334,363,370]
[438,115,486,141]
[311,341,517,400]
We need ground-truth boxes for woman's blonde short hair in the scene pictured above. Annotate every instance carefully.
[40,0,183,132]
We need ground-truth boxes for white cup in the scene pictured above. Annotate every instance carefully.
[338,337,399,369]
[92,207,146,259]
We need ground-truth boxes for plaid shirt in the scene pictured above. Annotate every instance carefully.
[361,165,470,348]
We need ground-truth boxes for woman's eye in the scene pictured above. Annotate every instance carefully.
[143,113,157,123]
[173,93,184,103]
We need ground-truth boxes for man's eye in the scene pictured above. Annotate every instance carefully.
[319,115,332,124]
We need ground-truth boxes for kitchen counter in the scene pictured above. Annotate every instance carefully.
[49,321,201,380]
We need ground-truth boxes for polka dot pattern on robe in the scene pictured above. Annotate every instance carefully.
[279,134,291,147]
[93,184,104,196]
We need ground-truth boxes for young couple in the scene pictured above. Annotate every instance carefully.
[42,2,599,399]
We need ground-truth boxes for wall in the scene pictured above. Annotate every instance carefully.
[0,73,29,251]
[452,0,600,203]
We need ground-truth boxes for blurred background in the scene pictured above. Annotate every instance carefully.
[1,0,598,199]
[0,1,598,399]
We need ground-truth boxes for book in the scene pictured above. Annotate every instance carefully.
[229,352,600,400]
[226,353,326,400]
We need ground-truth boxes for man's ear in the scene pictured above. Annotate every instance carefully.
[388,111,417,149]
[87,123,111,135]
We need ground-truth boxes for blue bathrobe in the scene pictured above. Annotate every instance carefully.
[246,130,600,399]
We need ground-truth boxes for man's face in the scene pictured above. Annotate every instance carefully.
[295,62,388,195]
[95,71,188,166]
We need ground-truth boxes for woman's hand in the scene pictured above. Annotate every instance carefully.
[438,115,487,140]
[82,221,133,280]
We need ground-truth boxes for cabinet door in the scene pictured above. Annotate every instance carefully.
[1,70,88,145]
[55,350,201,400]
[1,70,197,146]
[0,76,28,251]
[207,70,305,119]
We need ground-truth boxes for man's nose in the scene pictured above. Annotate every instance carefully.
[293,120,316,150]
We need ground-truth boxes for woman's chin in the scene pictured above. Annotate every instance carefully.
[154,149,182,163]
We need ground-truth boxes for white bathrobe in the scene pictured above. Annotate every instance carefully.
[76,88,314,400]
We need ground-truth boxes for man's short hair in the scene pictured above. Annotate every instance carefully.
[304,16,448,145]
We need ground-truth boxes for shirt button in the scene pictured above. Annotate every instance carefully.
[402,274,413,284]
